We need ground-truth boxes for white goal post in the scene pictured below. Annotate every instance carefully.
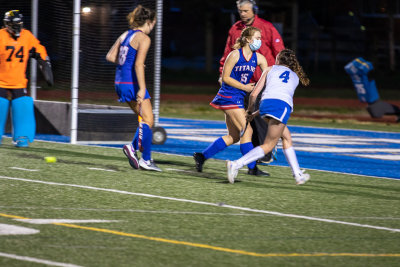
[69,0,164,144]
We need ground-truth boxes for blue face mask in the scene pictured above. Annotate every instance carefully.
[249,39,261,51]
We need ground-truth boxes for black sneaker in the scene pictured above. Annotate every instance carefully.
[193,152,206,172]
[247,166,270,177]
[257,153,272,164]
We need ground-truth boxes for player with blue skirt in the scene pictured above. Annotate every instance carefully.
[227,49,311,184]
[194,26,269,176]
[106,5,161,172]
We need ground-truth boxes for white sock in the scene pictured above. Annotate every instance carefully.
[283,146,302,178]
[235,146,265,169]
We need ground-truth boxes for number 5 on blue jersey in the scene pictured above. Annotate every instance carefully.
[279,71,290,83]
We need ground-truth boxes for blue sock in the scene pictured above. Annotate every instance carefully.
[132,128,139,150]
[240,142,256,169]
[202,137,227,159]
[141,123,152,161]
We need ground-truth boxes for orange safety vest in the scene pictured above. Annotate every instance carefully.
[0,28,48,89]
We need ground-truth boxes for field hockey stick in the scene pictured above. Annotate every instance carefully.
[137,102,144,152]
[240,110,258,138]
[240,121,250,138]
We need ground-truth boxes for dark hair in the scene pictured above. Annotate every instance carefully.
[127,5,156,29]
[277,49,310,86]
[232,26,260,49]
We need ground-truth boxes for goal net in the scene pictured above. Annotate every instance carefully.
[4,0,160,143]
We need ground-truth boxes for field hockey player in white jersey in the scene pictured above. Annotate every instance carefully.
[193,27,269,177]
[226,49,311,184]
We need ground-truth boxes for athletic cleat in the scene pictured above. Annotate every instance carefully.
[123,144,139,169]
[257,153,273,164]
[295,170,310,185]
[139,158,162,172]
[226,160,238,184]
[247,166,270,177]
[193,152,206,172]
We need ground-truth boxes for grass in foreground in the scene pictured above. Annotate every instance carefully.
[0,138,399,266]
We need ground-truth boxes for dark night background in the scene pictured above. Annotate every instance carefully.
[1,0,400,96]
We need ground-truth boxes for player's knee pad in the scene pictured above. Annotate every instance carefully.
[11,96,36,147]
[0,97,10,145]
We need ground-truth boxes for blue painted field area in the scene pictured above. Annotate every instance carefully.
[155,117,400,179]
[25,117,400,179]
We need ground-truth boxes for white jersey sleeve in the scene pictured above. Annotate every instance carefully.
[261,65,299,108]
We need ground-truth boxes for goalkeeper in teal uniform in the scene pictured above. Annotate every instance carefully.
[106,5,161,172]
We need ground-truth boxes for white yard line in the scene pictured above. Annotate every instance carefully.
[0,224,39,235]
[166,167,247,173]
[165,168,195,173]
[9,167,39,172]
[2,206,400,220]
[0,252,83,267]
[87,167,116,172]
[1,175,399,233]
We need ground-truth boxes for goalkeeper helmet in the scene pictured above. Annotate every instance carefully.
[4,10,23,37]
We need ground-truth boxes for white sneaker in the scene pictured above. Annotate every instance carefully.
[226,161,238,184]
[139,158,162,172]
[123,144,139,169]
[295,170,310,185]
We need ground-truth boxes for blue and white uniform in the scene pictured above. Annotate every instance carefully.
[259,65,299,124]
[115,29,150,102]
[210,48,257,110]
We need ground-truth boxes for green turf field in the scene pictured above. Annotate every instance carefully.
[1,137,400,266]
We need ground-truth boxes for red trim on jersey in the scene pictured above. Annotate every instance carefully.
[241,49,251,62]
[217,93,232,98]
[210,103,240,110]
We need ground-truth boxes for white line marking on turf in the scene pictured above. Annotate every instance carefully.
[9,167,39,172]
[0,206,267,216]
[87,167,117,172]
[14,219,120,224]
[0,252,82,267]
[166,167,247,173]
[3,206,400,220]
[1,175,399,233]
[0,224,39,235]
[166,168,193,173]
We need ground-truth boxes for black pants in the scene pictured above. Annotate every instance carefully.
[0,88,27,100]
[245,92,272,162]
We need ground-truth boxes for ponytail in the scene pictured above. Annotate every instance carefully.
[277,49,310,86]
[127,5,156,29]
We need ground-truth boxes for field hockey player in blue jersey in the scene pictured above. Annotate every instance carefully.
[106,5,161,172]
[227,49,310,184]
[194,26,269,176]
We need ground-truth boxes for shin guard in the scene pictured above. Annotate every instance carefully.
[11,96,36,147]
[0,97,10,145]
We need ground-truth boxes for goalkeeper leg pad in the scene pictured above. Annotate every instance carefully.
[0,97,10,145]
[11,96,36,147]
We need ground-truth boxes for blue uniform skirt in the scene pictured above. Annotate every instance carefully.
[259,98,292,125]
[210,93,245,110]
[115,82,151,103]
